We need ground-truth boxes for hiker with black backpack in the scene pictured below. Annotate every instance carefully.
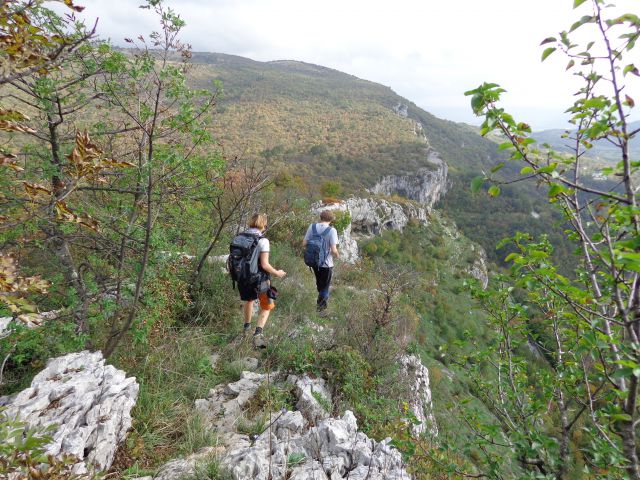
[228,213,286,349]
[303,209,339,312]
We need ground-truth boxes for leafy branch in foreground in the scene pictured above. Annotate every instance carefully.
[462,0,640,478]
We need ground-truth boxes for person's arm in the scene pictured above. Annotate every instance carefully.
[260,251,286,278]
[331,227,339,259]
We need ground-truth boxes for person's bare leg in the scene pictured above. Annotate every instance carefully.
[243,300,254,324]
[256,309,271,329]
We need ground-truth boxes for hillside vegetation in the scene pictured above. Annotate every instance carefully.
[3,0,639,479]
[184,51,575,268]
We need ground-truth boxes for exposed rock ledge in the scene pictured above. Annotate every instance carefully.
[370,150,449,211]
[1,351,139,475]
[314,197,429,264]
[146,352,439,479]
[399,355,438,437]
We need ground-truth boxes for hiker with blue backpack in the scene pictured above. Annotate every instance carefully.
[228,213,286,349]
[303,210,340,312]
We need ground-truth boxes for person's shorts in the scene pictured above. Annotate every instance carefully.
[239,283,275,311]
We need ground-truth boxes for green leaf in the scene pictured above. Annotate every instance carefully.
[608,413,633,422]
[491,162,505,173]
[471,94,485,114]
[498,141,513,151]
[504,253,519,262]
[488,185,501,197]
[470,176,485,193]
[538,163,558,174]
[541,47,556,62]
[573,0,587,7]
[548,183,565,198]
[569,15,595,33]
[566,59,575,70]
[540,37,557,46]
[520,166,534,175]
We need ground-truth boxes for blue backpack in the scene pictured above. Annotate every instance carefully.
[304,224,333,269]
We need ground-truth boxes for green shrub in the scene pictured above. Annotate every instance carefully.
[0,413,84,479]
[0,319,86,395]
[332,210,351,235]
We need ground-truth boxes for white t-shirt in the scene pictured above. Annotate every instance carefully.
[303,223,339,268]
[245,228,269,254]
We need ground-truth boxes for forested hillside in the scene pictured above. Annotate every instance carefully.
[2,1,639,479]
[183,51,574,267]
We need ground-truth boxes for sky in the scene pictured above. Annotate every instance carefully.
[66,0,639,130]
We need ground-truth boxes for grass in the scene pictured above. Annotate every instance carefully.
[180,456,233,480]
[109,324,222,472]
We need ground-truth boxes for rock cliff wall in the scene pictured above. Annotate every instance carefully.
[370,150,448,211]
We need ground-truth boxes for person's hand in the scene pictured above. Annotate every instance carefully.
[275,269,286,278]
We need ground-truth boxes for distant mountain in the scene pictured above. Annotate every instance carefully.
[188,52,574,265]
[532,121,640,163]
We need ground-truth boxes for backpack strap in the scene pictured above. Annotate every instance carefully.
[312,223,318,236]
[320,226,333,238]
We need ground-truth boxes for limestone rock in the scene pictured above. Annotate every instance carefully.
[313,195,430,264]
[229,356,259,372]
[399,354,438,437]
[2,350,139,474]
[467,244,489,289]
[195,370,274,443]
[221,410,410,480]
[292,374,332,425]
[152,446,222,480]
[370,150,449,211]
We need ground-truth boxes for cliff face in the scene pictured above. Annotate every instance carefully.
[369,150,449,211]
[313,197,429,264]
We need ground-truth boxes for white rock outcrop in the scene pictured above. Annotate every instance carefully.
[172,368,411,480]
[290,374,332,425]
[467,244,489,289]
[399,355,438,438]
[313,196,430,264]
[195,370,276,448]
[221,410,410,480]
[1,351,139,474]
[370,150,448,211]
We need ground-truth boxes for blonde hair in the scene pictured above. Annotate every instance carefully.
[249,213,268,230]
[320,210,335,222]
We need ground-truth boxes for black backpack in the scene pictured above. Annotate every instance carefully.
[304,224,333,269]
[227,232,263,288]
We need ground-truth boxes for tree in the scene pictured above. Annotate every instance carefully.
[0,0,99,319]
[461,1,640,478]
[98,0,221,357]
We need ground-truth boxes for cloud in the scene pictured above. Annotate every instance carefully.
[68,0,639,130]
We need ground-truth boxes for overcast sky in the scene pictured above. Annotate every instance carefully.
[69,0,639,130]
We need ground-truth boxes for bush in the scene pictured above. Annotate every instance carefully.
[0,413,84,479]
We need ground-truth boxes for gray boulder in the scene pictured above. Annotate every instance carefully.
[2,350,138,474]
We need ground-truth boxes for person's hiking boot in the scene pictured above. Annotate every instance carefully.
[253,332,267,349]
[316,296,328,313]
[242,323,252,338]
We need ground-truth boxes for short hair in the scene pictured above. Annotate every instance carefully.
[249,213,268,230]
[320,210,335,222]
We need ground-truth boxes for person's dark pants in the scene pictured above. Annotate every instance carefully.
[312,267,333,310]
